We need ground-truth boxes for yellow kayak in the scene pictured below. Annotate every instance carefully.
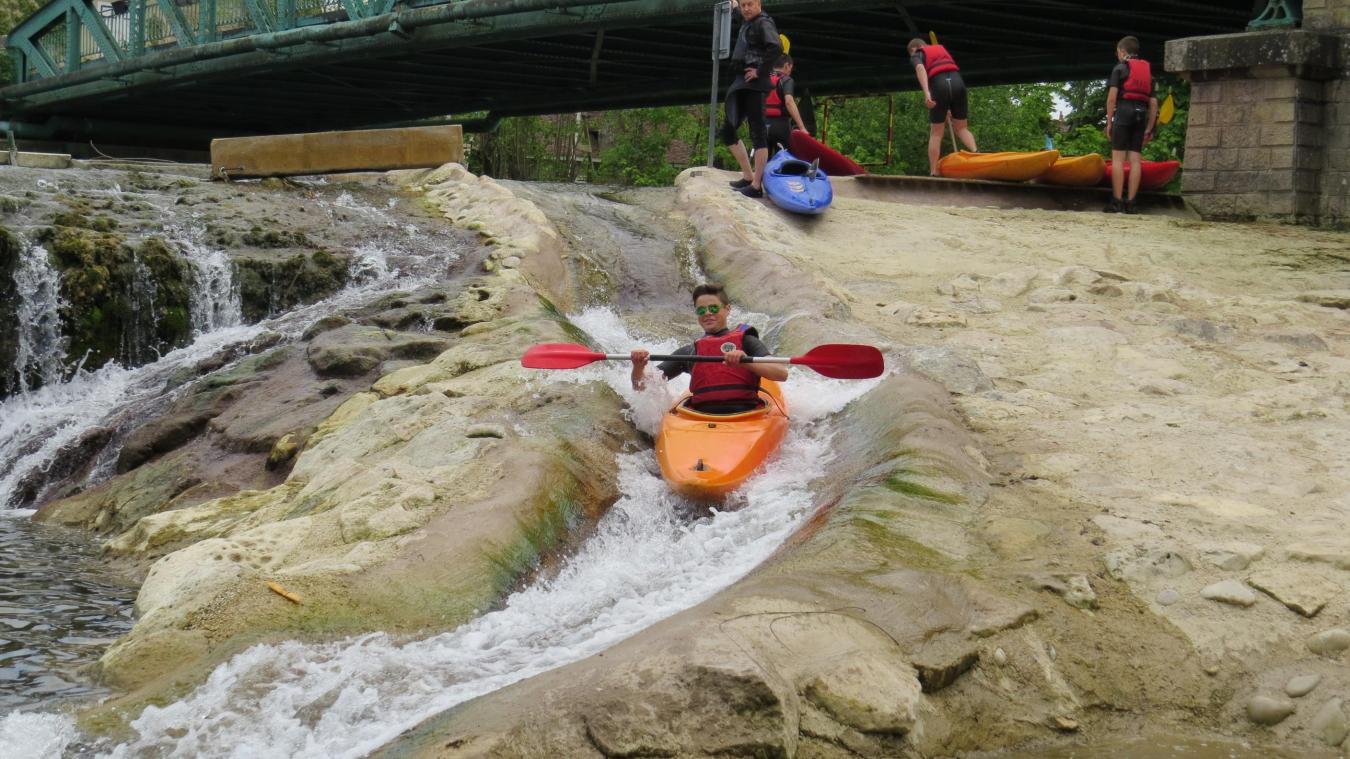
[937,150,1059,182]
[1039,154,1106,187]
[655,380,789,501]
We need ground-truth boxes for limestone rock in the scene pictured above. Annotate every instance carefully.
[1200,580,1257,607]
[1285,542,1350,571]
[466,424,507,439]
[1105,546,1192,582]
[802,653,922,734]
[1310,698,1348,747]
[1307,629,1350,656]
[1027,287,1077,305]
[912,646,979,693]
[1261,331,1329,352]
[266,433,301,471]
[1170,318,1232,343]
[117,411,217,473]
[305,325,450,378]
[1030,573,1098,610]
[905,308,967,328]
[1246,695,1296,726]
[986,267,1040,297]
[300,314,352,341]
[1296,290,1350,310]
[1285,674,1322,698]
[1156,589,1182,606]
[1202,542,1265,571]
[900,346,993,395]
[1247,568,1337,618]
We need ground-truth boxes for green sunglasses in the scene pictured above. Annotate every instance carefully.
[695,304,722,316]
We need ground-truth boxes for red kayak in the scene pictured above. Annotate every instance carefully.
[1101,159,1181,191]
[789,131,867,176]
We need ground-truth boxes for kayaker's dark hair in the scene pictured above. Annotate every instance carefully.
[692,284,729,304]
[775,54,792,68]
[1117,36,1140,55]
[907,38,925,54]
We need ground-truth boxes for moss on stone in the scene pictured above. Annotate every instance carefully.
[32,223,195,372]
[235,250,351,322]
[882,473,962,504]
[484,487,584,597]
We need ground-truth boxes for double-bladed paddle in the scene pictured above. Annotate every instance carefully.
[521,343,885,380]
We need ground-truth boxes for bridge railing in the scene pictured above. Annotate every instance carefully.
[7,0,427,84]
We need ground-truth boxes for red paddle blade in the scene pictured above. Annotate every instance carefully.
[521,343,607,370]
[791,344,885,379]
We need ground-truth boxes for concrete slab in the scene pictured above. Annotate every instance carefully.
[1,152,73,169]
[210,125,463,180]
[835,174,1195,217]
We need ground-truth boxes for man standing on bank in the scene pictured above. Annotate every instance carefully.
[908,38,978,176]
[764,54,810,153]
[723,0,782,198]
[1104,36,1160,214]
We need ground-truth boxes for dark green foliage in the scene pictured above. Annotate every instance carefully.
[234,250,350,322]
[34,221,195,371]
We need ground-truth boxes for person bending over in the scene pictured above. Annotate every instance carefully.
[907,38,978,176]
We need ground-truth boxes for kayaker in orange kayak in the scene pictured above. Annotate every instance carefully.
[630,284,788,414]
[907,38,978,176]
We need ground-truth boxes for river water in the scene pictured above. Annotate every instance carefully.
[0,172,468,755]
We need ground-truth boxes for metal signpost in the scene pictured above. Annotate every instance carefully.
[706,0,733,167]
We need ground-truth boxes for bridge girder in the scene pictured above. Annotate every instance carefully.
[2,0,1254,148]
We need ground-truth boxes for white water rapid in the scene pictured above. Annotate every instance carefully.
[167,222,243,336]
[3,307,883,759]
[10,238,68,395]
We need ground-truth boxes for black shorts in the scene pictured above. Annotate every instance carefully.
[721,88,767,150]
[765,117,792,153]
[929,71,968,124]
[1111,101,1149,153]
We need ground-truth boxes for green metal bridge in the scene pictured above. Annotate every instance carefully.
[2,0,1257,149]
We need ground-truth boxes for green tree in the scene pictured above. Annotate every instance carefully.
[1,0,46,87]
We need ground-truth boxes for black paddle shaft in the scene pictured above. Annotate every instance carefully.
[603,353,788,364]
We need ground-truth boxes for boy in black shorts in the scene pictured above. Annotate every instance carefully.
[1104,36,1159,214]
[908,38,978,176]
[722,0,782,198]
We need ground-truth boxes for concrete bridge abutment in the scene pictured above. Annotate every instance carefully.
[1167,0,1349,225]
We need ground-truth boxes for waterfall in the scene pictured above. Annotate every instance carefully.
[11,238,68,395]
[170,223,242,336]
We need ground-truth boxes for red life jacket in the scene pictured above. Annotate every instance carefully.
[1123,58,1152,102]
[689,325,761,406]
[921,45,959,76]
[765,73,785,118]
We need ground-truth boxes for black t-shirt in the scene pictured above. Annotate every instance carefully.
[729,12,781,93]
[909,50,927,69]
[657,328,771,379]
[1108,60,1152,101]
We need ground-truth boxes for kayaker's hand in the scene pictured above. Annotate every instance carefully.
[744,68,759,82]
[1105,120,1113,139]
[1144,128,1154,145]
[630,349,649,369]
[924,95,936,109]
[724,349,748,365]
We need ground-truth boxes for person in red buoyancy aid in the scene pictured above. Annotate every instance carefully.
[1104,35,1159,214]
[630,283,788,414]
[764,55,810,154]
[907,38,978,177]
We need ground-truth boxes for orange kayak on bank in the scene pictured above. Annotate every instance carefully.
[656,380,789,501]
[937,150,1059,181]
[1038,154,1106,187]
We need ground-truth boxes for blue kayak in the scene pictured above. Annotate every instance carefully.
[763,149,832,215]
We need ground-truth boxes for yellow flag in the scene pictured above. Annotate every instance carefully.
[1159,93,1176,125]
[779,34,790,54]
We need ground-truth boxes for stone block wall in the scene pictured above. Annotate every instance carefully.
[1167,2,1348,226]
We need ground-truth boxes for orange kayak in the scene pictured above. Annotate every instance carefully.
[937,150,1059,181]
[1038,154,1106,187]
[656,380,789,501]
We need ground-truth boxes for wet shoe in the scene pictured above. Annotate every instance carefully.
[729,178,752,189]
[1123,201,1140,215]
[1102,198,1122,213]
[738,185,764,198]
